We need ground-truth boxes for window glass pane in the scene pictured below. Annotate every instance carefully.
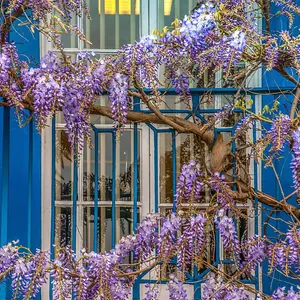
[84,206,140,254]
[98,133,113,201]
[83,207,112,252]
[118,131,140,202]
[158,0,198,29]
[83,131,95,202]
[84,0,140,49]
[53,12,78,49]
[56,130,73,201]
[55,207,72,247]
[83,130,140,202]
[159,133,173,204]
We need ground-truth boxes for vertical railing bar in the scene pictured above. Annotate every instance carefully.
[231,130,237,191]
[94,132,99,252]
[72,154,78,251]
[252,94,258,235]
[0,107,9,244]
[27,118,33,249]
[50,116,56,257]
[154,131,158,213]
[0,106,10,299]
[172,130,177,212]
[252,94,260,291]
[49,116,56,300]
[112,132,117,247]
[133,123,138,231]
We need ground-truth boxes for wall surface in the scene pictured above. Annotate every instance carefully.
[261,2,300,295]
[0,12,41,299]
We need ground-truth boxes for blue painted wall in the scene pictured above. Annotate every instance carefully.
[261,2,300,295]
[0,12,41,299]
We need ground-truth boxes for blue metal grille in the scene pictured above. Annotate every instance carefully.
[49,87,296,299]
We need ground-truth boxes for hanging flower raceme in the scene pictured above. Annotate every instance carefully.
[215,209,241,259]
[158,213,181,259]
[0,242,19,275]
[203,273,249,300]
[272,286,300,300]
[134,214,159,260]
[0,52,10,86]
[269,114,292,154]
[50,246,77,299]
[210,172,235,208]
[230,30,246,52]
[240,235,266,273]
[179,2,216,44]
[175,160,204,205]
[109,73,130,132]
[267,227,300,274]
[291,127,300,189]
[286,227,300,268]
[265,37,279,70]
[177,213,207,271]
[12,250,50,299]
[143,284,159,300]
[23,68,63,129]
[167,274,188,300]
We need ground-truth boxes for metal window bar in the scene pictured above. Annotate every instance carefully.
[50,87,296,299]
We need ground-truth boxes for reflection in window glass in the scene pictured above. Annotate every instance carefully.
[158,0,198,29]
[84,0,140,49]
[118,131,140,202]
[83,130,140,202]
[159,133,173,204]
[176,134,209,203]
[159,132,210,205]
[53,12,78,49]
[83,206,140,255]
[56,130,73,201]
[55,207,72,247]
[83,207,111,252]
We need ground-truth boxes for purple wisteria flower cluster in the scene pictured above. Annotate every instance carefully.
[203,272,249,299]
[272,286,300,300]
[265,37,279,71]
[291,127,300,189]
[215,209,241,257]
[268,114,292,154]
[0,218,299,299]
[143,284,159,300]
[175,160,203,205]
[177,213,207,271]
[167,274,188,300]
[21,51,106,153]
[267,227,300,274]
[109,73,130,131]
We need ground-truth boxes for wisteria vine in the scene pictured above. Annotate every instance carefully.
[0,0,300,299]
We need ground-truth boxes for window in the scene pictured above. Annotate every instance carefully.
[50,0,199,254]
[41,0,261,298]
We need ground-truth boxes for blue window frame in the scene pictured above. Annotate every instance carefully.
[49,88,297,299]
